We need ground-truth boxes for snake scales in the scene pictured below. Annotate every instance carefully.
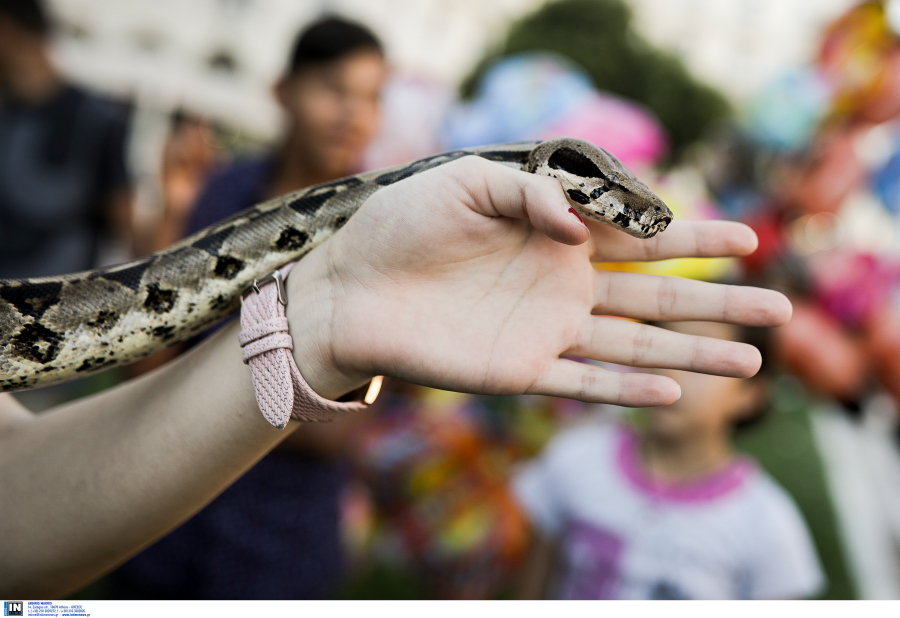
[0,137,672,393]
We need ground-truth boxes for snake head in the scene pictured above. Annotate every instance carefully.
[529,137,673,239]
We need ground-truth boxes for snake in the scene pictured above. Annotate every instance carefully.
[0,137,673,393]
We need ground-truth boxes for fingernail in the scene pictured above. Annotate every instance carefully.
[568,207,585,225]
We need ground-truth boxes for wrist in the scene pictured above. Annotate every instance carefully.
[283,243,372,401]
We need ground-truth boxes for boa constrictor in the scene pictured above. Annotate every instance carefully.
[0,137,673,393]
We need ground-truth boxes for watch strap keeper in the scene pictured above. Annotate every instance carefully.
[239,262,378,428]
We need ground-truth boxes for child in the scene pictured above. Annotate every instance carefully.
[512,321,824,600]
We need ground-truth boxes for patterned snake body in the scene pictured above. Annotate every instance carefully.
[0,138,672,393]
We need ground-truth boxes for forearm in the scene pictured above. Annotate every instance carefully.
[0,319,295,597]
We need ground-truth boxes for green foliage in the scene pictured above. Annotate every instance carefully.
[463,0,731,160]
[734,377,856,600]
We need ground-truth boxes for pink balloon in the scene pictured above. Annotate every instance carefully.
[537,92,668,170]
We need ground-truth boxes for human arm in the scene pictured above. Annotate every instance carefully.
[98,97,137,257]
[0,155,789,597]
[515,532,560,600]
[0,319,294,598]
[106,186,136,254]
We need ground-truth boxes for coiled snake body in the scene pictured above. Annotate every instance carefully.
[0,138,672,393]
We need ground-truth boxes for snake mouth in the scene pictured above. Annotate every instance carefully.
[637,213,672,239]
[581,202,672,239]
[623,217,669,239]
[622,199,673,239]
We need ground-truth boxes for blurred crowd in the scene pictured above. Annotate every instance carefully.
[6,0,900,601]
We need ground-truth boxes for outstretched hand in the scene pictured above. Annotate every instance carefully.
[286,156,791,407]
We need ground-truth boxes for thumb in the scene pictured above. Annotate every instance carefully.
[448,156,591,246]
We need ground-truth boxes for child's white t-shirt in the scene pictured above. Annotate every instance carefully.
[512,422,825,600]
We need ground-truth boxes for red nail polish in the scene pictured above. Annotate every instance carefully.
[568,207,585,225]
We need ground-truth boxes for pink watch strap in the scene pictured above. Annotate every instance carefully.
[239,262,371,429]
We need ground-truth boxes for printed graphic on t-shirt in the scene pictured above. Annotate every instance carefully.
[559,519,623,599]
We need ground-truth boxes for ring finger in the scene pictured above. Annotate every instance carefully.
[568,316,762,378]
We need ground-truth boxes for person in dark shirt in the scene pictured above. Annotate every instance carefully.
[109,17,387,599]
[0,0,131,279]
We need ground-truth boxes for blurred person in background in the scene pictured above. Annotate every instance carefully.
[514,322,824,600]
[109,16,388,600]
[0,0,132,279]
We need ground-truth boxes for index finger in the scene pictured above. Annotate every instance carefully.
[590,220,759,263]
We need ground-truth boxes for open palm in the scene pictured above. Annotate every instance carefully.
[288,157,791,406]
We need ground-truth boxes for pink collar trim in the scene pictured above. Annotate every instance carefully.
[615,426,755,503]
